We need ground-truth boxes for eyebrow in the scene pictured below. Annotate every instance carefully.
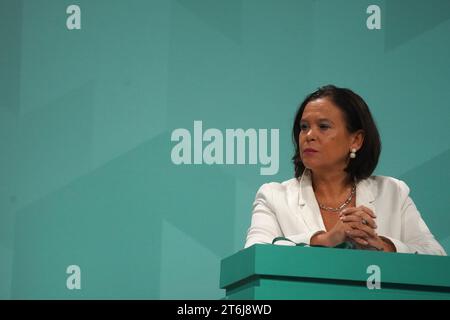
[300,118,334,124]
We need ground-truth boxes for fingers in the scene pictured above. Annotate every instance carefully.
[346,222,385,251]
[341,206,376,219]
[350,237,384,251]
[340,206,377,229]
[365,237,384,251]
[351,237,369,246]
[345,223,377,238]
[340,213,377,229]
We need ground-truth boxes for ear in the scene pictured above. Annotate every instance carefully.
[350,130,364,151]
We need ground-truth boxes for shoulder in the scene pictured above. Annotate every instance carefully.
[364,175,410,198]
[255,178,299,198]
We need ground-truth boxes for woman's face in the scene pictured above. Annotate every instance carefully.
[299,98,363,174]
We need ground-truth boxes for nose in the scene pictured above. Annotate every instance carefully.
[305,128,316,141]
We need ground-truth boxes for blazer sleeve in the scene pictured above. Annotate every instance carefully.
[383,180,447,256]
[245,183,328,248]
[244,183,283,248]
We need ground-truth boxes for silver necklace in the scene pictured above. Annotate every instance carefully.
[318,184,356,212]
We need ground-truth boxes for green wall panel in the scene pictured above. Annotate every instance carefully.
[1,0,449,299]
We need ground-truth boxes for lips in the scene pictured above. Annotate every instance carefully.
[303,148,318,153]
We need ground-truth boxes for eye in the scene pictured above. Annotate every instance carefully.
[319,123,331,130]
[300,123,309,131]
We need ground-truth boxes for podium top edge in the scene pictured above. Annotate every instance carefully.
[220,245,450,289]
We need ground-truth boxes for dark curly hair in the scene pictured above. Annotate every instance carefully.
[292,85,381,182]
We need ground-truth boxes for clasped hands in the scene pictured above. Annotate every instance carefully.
[318,206,395,252]
[339,206,386,251]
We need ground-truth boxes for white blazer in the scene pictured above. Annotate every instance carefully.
[245,170,446,255]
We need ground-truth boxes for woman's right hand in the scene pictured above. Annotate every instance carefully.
[310,219,350,247]
[323,218,353,247]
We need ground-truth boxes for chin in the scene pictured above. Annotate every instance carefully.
[302,160,324,172]
[301,159,315,168]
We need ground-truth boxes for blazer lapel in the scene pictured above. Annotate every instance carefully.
[297,170,326,230]
[355,178,376,211]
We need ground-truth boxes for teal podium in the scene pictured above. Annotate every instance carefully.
[220,244,450,299]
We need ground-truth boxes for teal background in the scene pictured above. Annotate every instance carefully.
[1,0,449,299]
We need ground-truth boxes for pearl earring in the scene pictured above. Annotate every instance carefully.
[350,148,356,159]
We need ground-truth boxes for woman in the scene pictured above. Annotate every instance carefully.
[245,85,446,255]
